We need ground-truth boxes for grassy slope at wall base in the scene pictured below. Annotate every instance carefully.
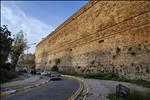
[60,71,150,88]
[123,79,150,88]
[108,91,150,100]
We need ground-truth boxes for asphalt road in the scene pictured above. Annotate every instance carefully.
[2,77,80,100]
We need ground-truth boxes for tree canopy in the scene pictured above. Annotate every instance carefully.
[11,30,27,68]
[0,25,14,69]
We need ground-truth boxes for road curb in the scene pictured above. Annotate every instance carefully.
[83,80,89,100]
[62,75,85,100]
[0,79,50,97]
[0,92,8,97]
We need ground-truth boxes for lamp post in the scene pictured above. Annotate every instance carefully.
[26,43,36,54]
[26,43,36,69]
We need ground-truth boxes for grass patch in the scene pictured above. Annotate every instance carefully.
[123,79,150,88]
[108,93,118,100]
[83,72,120,80]
[60,71,120,80]
[60,71,150,88]
[108,91,150,100]
[61,71,84,77]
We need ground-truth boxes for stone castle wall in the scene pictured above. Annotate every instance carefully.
[35,1,150,80]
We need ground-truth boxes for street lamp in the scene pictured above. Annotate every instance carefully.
[26,43,36,69]
[26,43,36,54]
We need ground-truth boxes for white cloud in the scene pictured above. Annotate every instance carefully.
[1,4,54,53]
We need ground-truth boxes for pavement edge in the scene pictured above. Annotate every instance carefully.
[0,79,49,97]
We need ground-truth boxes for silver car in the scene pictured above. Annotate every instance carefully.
[49,71,61,80]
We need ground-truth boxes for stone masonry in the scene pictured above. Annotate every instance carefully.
[17,54,35,68]
[35,1,150,80]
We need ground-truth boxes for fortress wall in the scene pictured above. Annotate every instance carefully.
[35,1,150,80]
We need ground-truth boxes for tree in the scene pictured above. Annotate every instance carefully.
[0,25,13,69]
[11,30,27,69]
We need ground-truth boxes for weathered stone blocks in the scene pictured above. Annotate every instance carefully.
[35,1,150,80]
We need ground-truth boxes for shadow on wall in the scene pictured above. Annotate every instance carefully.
[56,48,74,72]
[40,51,49,70]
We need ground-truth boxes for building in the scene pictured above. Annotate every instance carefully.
[17,53,35,69]
[35,1,150,80]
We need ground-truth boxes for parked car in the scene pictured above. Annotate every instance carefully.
[41,71,48,76]
[49,71,61,80]
[16,67,28,73]
[35,69,42,75]
[36,71,41,75]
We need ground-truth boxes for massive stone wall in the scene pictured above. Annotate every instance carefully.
[35,1,150,80]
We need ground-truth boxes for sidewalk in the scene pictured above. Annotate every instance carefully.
[1,75,39,89]
[1,75,49,96]
[83,79,149,100]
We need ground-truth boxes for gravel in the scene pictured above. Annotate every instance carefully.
[84,79,149,100]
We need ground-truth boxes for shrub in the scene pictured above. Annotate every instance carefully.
[1,69,18,83]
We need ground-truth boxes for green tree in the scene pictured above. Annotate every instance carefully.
[11,30,27,69]
[0,25,13,69]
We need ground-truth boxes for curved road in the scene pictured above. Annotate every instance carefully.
[2,77,80,100]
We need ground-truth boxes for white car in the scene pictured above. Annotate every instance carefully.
[40,71,48,76]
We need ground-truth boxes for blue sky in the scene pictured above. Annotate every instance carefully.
[1,1,88,53]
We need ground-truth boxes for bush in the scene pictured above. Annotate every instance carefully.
[1,69,18,84]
